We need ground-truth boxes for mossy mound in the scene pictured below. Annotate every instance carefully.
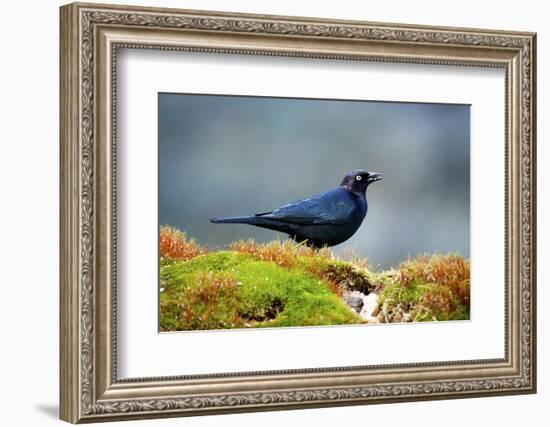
[160,251,363,331]
[159,226,471,330]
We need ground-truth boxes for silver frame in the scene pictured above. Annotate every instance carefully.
[60,2,536,423]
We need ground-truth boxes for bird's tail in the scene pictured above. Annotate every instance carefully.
[211,215,298,235]
[210,216,256,224]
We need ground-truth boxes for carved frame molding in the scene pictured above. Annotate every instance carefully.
[60,2,536,423]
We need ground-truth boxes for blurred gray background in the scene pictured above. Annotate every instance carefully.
[159,93,470,269]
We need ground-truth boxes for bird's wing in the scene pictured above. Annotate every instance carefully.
[258,188,357,225]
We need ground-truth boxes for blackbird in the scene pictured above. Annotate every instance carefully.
[211,169,382,248]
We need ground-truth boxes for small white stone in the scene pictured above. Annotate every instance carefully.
[359,292,380,323]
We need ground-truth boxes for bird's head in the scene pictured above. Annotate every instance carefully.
[340,169,383,194]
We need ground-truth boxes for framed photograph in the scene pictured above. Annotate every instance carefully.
[60,2,537,423]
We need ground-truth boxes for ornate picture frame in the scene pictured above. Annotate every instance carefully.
[60,2,536,423]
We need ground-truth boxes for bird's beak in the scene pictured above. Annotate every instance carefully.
[368,172,383,183]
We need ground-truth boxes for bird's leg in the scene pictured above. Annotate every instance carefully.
[305,239,322,252]
[291,236,315,250]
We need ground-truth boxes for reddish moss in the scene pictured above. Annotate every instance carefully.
[161,272,243,331]
[229,239,330,268]
[159,225,206,261]
[377,254,470,322]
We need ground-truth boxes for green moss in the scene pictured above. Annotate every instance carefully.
[378,283,471,322]
[375,254,470,322]
[160,251,361,331]
[159,233,471,330]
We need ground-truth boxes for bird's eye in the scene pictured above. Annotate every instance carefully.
[355,175,362,181]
